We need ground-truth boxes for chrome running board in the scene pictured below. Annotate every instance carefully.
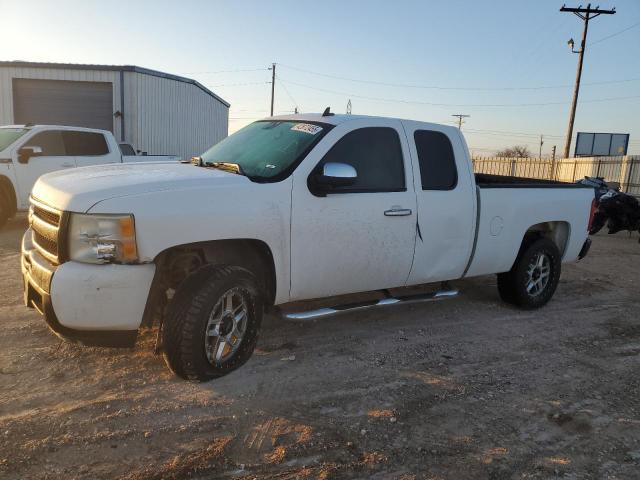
[284,285,459,320]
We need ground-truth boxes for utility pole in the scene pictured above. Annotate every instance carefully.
[269,63,276,116]
[452,114,470,130]
[560,4,616,158]
[539,134,544,158]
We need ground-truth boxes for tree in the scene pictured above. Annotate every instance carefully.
[496,145,531,158]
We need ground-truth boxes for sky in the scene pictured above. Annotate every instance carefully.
[1,0,639,156]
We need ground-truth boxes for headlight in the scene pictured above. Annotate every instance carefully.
[68,213,138,264]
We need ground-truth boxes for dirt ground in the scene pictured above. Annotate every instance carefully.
[1,214,639,480]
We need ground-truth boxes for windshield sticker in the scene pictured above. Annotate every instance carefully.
[291,123,323,135]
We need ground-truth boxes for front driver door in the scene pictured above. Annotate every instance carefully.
[290,118,417,301]
[12,130,75,207]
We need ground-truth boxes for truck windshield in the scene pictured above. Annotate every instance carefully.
[200,120,330,180]
[0,128,29,151]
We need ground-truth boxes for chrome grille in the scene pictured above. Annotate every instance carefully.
[33,230,58,257]
[29,198,61,264]
[32,204,60,227]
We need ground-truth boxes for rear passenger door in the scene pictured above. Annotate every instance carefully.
[290,118,417,301]
[404,123,477,284]
[63,131,115,167]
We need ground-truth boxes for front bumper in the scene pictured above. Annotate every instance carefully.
[22,228,155,347]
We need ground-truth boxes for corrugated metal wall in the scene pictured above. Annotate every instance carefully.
[0,66,121,132]
[0,66,229,160]
[126,71,228,159]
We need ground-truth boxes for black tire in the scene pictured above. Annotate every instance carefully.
[497,237,561,310]
[0,189,9,229]
[162,265,263,381]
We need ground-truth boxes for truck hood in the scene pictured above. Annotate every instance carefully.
[31,163,249,212]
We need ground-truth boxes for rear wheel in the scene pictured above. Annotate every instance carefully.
[162,265,263,381]
[497,237,561,309]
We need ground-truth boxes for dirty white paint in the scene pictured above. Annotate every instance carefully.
[50,261,155,330]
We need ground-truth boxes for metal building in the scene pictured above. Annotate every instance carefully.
[0,61,229,159]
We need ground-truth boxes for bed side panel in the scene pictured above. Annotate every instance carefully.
[465,187,593,277]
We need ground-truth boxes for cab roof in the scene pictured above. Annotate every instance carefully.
[268,113,455,133]
[0,124,110,133]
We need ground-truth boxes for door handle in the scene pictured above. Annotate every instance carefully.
[61,162,74,168]
[384,208,412,217]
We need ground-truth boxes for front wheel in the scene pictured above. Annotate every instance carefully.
[497,237,561,310]
[162,265,263,381]
[0,195,9,230]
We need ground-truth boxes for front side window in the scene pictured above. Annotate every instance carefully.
[23,131,65,156]
[414,130,458,190]
[0,128,28,151]
[200,120,331,181]
[316,127,405,192]
[63,131,109,156]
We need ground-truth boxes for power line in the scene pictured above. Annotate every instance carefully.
[276,75,299,112]
[230,108,268,113]
[590,19,640,46]
[277,76,640,108]
[230,111,292,121]
[464,129,564,140]
[182,68,267,74]
[205,81,270,88]
[512,16,570,79]
[464,128,564,138]
[277,63,640,91]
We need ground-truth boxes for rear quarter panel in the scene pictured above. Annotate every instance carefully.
[465,186,593,277]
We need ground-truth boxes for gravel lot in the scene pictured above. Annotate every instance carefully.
[1,214,639,479]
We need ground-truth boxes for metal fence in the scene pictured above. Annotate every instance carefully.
[472,155,640,196]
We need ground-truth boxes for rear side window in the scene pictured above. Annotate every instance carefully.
[63,131,109,156]
[24,131,65,156]
[414,130,458,190]
[319,127,405,192]
[119,143,136,156]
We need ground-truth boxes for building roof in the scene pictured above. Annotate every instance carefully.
[0,61,230,107]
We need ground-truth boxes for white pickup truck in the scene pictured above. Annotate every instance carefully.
[0,124,180,228]
[21,113,595,381]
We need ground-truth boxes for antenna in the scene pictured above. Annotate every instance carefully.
[322,107,334,117]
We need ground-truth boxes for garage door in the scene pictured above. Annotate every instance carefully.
[13,78,113,132]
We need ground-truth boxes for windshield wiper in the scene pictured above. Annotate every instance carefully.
[208,162,245,176]
[192,157,246,176]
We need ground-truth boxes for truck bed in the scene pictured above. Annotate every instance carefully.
[465,176,594,279]
[475,173,589,189]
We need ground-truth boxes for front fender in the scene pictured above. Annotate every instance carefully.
[87,180,292,304]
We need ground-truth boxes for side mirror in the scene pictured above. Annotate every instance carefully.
[313,162,357,192]
[18,146,42,164]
